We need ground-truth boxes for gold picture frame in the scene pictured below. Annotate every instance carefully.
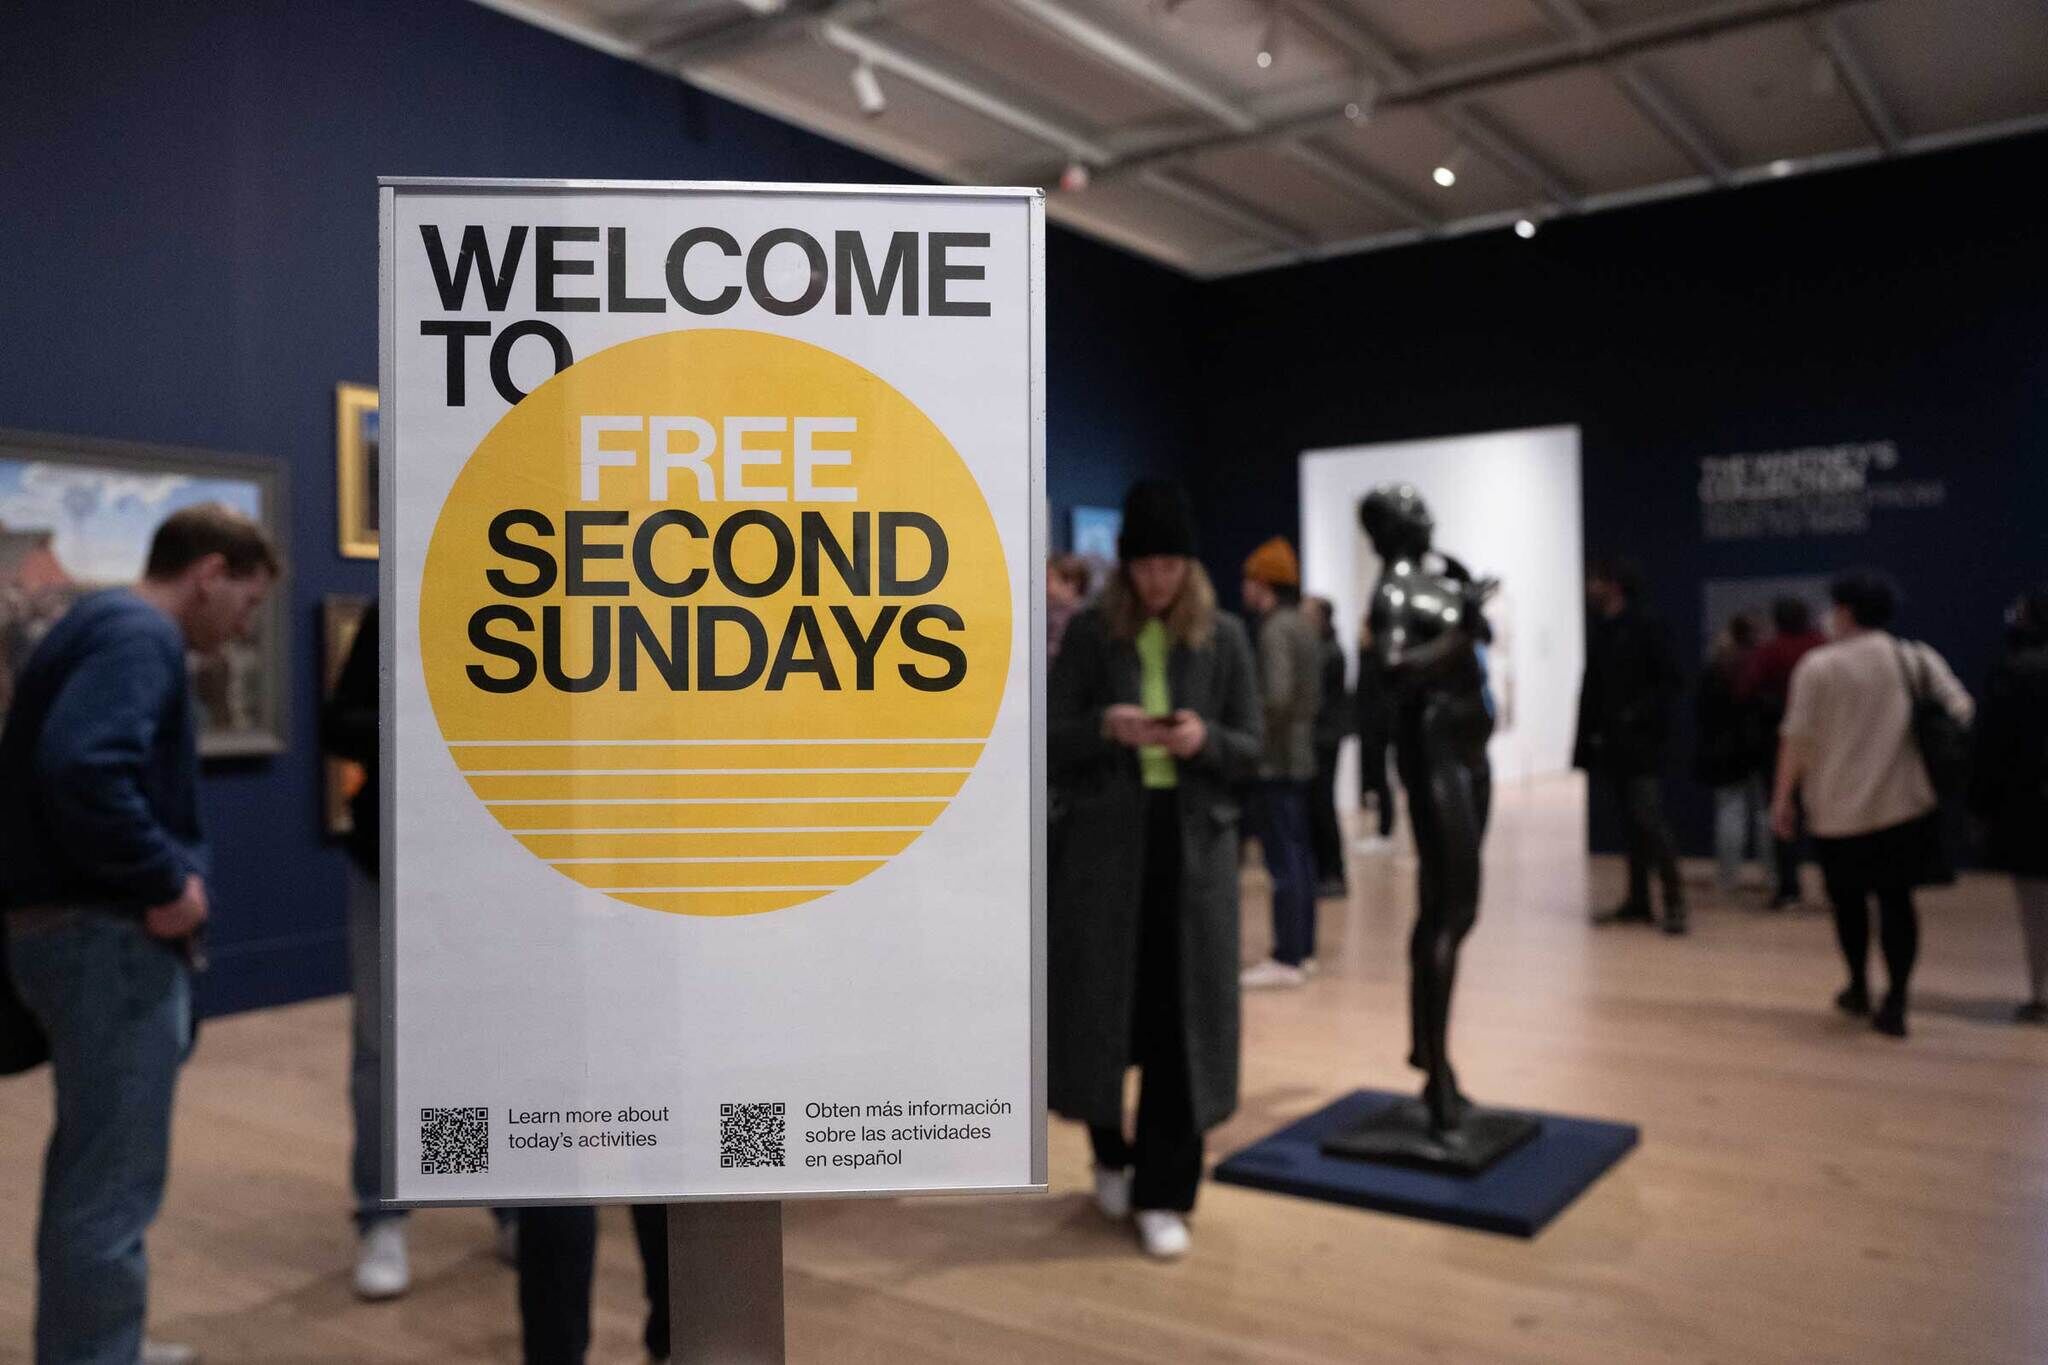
[320,594,372,835]
[336,382,378,559]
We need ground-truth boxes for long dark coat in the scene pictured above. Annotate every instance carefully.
[1969,643,2048,876]
[1574,607,1684,776]
[1046,604,1262,1133]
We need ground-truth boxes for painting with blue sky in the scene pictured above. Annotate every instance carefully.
[0,440,282,756]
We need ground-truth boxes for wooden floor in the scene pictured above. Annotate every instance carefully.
[4,776,2045,1364]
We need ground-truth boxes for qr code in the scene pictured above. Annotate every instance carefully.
[719,1102,786,1168]
[421,1107,489,1175]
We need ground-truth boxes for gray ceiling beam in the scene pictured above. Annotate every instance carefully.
[1111,0,1873,180]
[1259,2,1582,212]
[816,20,1116,165]
[1277,139,1438,229]
[1526,0,1602,47]
[1435,103,1582,208]
[1612,62,1734,183]
[1401,0,1877,105]
[1279,0,1413,83]
[1530,0,1733,185]
[1138,168,1319,251]
[1812,14,1902,152]
[646,0,885,67]
[1000,0,1260,133]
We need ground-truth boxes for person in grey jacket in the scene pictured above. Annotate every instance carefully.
[1239,536,1321,990]
[1305,596,1351,895]
[1047,479,1261,1260]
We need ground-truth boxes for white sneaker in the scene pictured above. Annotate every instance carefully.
[1352,835,1391,854]
[142,1343,200,1365]
[354,1220,411,1301]
[1240,959,1306,990]
[1092,1164,1132,1220]
[1134,1210,1190,1259]
[1301,957,1320,977]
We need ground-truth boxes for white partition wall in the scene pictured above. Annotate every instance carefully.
[1300,427,1585,790]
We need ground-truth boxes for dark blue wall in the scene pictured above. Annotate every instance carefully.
[0,0,1196,1013]
[7,2,2044,1004]
[1186,133,2048,853]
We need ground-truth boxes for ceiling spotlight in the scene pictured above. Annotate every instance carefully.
[1432,146,1467,189]
[1514,217,1538,239]
[1768,157,1795,178]
[1256,6,1281,69]
[851,62,886,117]
[1060,161,1091,193]
[1344,76,1379,124]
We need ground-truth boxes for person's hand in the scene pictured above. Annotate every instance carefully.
[1102,704,1160,748]
[1162,710,1207,759]
[145,874,208,941]
[1770,794,1797,842]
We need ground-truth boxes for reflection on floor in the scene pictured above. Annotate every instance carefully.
[3,775,2045,1363]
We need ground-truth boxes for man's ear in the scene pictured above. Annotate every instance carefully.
[188,551,230,588]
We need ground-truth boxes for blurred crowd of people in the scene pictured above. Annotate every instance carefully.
[1,484,2041,1362]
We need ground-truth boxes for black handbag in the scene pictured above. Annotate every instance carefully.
[1894,641,1970,887]
[0,924,51,1075]
[1895,641,1971,794]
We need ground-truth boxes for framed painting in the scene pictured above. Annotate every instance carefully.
[1069,504,1121,563]
[0,428,289,758]
[320,594,370,835]
[336,382,378,559]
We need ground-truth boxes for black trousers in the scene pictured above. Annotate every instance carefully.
[1603,772,1682,910]
[1309,742,1345,883]
[1815,823,1921,1008]
[518,1204,669,1365]
[1088,791,1202,1213]
[1772,810,1804,900]
[1359,739,1395,838]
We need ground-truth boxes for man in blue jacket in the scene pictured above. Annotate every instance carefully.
[1,503,277,1365]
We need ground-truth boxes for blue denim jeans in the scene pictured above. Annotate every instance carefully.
[1251,780,1317,966]
[346,862,405,1231]
[1712,775,1774,892]
[6,909,191,1365]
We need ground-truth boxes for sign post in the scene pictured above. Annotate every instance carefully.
[669,1200,784,1362]
[378,180,1046,1348]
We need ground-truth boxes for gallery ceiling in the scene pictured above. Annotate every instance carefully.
[475,0,2048,276]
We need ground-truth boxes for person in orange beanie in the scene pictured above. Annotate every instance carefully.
[1239,536,1322,990]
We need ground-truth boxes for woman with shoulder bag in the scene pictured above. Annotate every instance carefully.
[1771,570,1973,1037]
[1046,479,1262,1260]
[1967,586,2048,1023]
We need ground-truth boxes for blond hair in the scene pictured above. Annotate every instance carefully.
[1100,557,1217,648]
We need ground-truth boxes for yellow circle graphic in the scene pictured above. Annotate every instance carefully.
[420,329,1012,917]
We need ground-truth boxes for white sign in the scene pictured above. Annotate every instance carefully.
[378,180,1045,1204]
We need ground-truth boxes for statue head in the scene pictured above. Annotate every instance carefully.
[1359,484,1434,560]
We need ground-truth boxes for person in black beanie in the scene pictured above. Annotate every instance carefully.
[1047,479,1262,1259]
[1968,586,2048,1022]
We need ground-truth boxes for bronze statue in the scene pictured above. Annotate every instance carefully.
[1323,484,1537,1172]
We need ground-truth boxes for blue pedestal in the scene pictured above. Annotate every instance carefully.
[1212,1089,1639,1238]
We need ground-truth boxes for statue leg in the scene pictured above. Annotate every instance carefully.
[1416,751,1484,1133]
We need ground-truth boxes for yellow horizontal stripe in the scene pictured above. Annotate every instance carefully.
[553,861,877,890]
[518,830,918,860]
[455,743,983,772]
[470,771,966,801]
[617,889,827,917]
[445,737,986,747]
[492,802,949,831]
